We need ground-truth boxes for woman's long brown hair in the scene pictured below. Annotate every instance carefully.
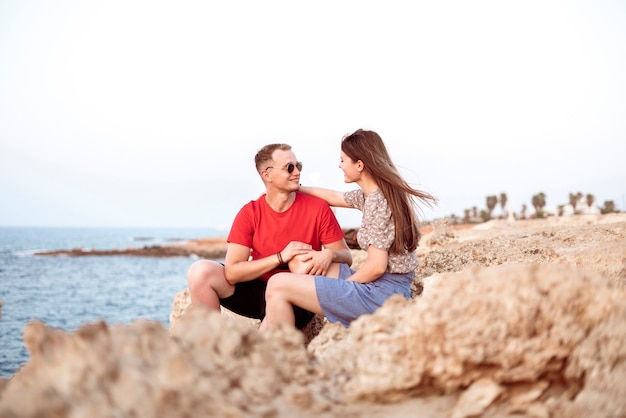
[341,129,437,253]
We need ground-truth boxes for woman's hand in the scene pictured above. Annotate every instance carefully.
[289,249,333,276]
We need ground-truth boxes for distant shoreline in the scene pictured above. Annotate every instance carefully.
[32,225,475,259]
[35,237,229,259]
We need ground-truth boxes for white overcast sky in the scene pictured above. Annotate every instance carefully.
[1,1,625,230]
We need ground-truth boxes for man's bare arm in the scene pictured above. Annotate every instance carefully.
[224,241,313,284]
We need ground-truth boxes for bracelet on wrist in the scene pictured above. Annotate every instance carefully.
[277,252,284,264]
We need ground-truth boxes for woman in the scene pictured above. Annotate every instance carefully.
[259,129,437,329]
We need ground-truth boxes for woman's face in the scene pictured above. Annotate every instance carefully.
[339,151,360,183]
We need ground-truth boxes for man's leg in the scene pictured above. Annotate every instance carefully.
[187,260,234,310]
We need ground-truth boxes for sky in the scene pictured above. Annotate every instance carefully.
[1,1,625,230]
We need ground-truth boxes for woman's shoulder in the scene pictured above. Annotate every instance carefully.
[364,190,391,216]
[367,189,387,203]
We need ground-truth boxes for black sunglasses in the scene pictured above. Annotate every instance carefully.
[265,161,303,174]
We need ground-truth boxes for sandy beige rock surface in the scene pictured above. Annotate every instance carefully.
[1,213,625,417]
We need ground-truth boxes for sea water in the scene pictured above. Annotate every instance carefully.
[0,226,224,377]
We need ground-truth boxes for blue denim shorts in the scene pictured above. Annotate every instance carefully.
[315,263,413,327]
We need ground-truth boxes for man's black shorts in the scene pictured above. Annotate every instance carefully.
[219,278,314,329]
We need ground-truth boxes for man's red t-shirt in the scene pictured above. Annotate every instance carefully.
[227,192,346,280]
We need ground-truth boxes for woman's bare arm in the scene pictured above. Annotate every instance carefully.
[299,186,350,208]
[346,245,388,283]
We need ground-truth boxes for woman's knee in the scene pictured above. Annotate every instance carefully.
[266,273,290,300]
[288,255,311,274]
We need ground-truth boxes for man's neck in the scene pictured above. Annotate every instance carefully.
[265,190,296,213]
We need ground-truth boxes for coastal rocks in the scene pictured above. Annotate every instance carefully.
[34,238,229,259]
[169,288,329,345]
[308,263,626,416]
[341,228,360,249]
[2,262,625,417]
[2,215,626,417]
[0,308,334,418]
[415,215,626,289]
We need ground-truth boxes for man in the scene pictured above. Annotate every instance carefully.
[187,143,352,329]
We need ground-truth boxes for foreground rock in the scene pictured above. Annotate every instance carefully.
[309,264,626,417]
[2,263,625,417]
[2,214,625,417]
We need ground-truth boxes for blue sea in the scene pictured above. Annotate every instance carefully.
[0,226,225,377]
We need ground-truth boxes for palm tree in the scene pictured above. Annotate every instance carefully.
[499,193,508,217]
[602,200,615,214]
[586,193,595,209]
[532,192,547,218]
[569,192,583,213]
[486,195,498,219]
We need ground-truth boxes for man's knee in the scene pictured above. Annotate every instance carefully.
[187,260,219,288]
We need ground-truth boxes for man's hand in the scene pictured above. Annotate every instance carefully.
[280,241,313,264]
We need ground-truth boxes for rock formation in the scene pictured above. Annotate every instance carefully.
[1,214,625,417]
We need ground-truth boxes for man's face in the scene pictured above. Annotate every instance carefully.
[264,149,302,192]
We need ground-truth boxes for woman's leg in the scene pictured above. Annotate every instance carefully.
[260,272,322,331]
